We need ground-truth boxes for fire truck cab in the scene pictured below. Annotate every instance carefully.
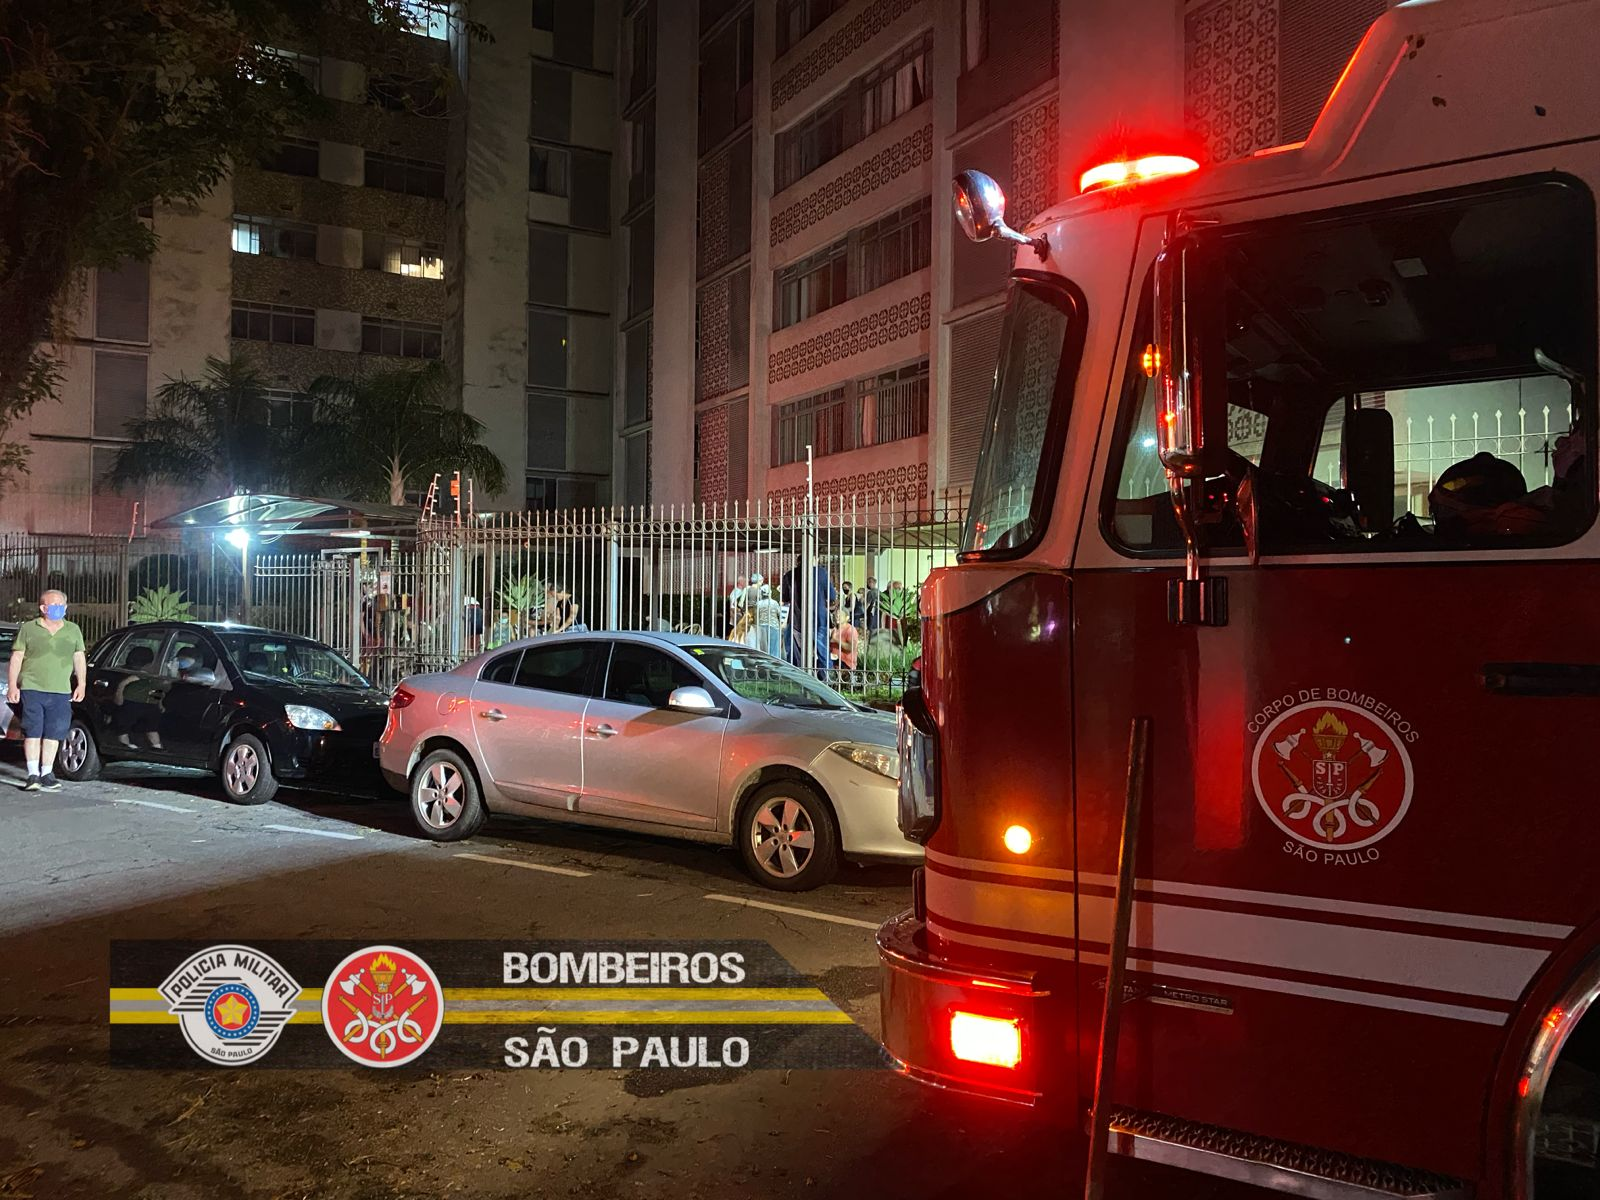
[879,0,1600,1196]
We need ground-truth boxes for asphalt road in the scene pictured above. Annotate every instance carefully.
[0,755,1269,1200]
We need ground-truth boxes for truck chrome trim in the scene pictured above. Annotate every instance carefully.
[1105,1109,1468,1199]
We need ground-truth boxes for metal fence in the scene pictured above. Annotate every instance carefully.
[0,490,969,698]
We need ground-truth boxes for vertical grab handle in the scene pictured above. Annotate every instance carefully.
[1083,716,1153,1200]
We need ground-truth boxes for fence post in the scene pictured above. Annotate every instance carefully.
[346,556,362,666]
[449,540,465,662]
[116,543,131,625]
[605,517,621,632]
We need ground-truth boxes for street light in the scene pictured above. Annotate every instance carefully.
[225,528,250,551]
[224,528,251,621]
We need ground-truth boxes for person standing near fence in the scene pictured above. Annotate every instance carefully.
[5,590,86,792]
[754,584,783,657]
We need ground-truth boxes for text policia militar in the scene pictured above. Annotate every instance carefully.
[502,949,748,985]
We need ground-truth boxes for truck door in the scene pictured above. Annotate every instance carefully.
[1071,172,1600,1178]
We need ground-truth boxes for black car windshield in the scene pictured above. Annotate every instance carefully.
[962,275,1084,555]
[688,646,852,710]
[220,634,370,688]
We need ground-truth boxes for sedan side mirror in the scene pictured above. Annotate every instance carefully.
[667,686,719,714]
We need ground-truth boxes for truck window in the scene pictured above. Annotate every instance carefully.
[1108,177,1594,554]
[962,275,1087,556]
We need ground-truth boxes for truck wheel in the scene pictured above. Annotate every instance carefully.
[410,749,487,841]
[56,720,102,782]
[738,781,839,891]
[219,733,279,805]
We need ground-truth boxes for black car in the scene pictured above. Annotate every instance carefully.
[56,622,389,803]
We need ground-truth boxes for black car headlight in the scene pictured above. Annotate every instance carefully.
[897,685,939,844]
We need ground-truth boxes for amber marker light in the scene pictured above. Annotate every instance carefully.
[950,1011,1022,1069]
[1079,154,1200,194]
[1003,824,1033,855]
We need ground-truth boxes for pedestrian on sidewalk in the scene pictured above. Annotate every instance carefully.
[5,590,87,792]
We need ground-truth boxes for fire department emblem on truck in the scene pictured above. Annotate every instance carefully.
[1250,700,1415,856]
[321,945,444,1067]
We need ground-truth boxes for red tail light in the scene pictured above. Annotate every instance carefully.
[390,686,416,710]
[949,1011,1022,1069]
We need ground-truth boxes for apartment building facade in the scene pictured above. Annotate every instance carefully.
[5,0,617,535]
[615,0,1390,508]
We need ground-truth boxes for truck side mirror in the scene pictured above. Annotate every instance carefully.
[1152,228,1230,626]
[953,171,1049,260]
[1344,405,1395,534]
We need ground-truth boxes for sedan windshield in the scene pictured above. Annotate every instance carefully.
[688,646,853,710]
[220,634,370,688]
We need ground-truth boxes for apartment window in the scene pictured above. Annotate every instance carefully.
[95,261,150,343]
[527,392,569,470]
[775,238,848,330]
[772,360,928,466]
[777,0,846,56]
[532,0,555,30]
[232,302,315,346]
[628,216,655,319]
[261,136,319,177]
[528,311,568,388]
[361,317,442,358]
[698,9,754,152]
[92,352,147,439]
[265,48,321,91]
[365,152,445,198]
[529,145,571,196]
[775,94,849,192]
[528,226,570,307]
[861,33,930,139]
[627,107,655,210]
[775,34,933,191]
[858,196,931,293]
[363,233,444,278]
[961,0,987,73]
[263,389,314,429]
[232,215,317,260]
[531,62,573,142]
[399,0,450,39]
[627,3,655,106]
[368,72,448,117]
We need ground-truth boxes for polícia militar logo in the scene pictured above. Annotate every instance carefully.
[159,945,302,1066]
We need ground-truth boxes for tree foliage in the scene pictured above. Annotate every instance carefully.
[0,0,482,493]
[302,361,508,505]
[108,354,300,495]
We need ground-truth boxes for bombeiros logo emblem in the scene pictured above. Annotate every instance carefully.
[160,945,302,1066]
[1249,690,1418,864]
[322,945,444,1068]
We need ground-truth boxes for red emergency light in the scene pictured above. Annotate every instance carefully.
[1079,154,1200,194]
[949,1010,1022,1069]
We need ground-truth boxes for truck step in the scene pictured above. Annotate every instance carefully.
[1106,1108,1469,1199]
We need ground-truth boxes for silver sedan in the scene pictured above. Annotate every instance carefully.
[378,632,919,890]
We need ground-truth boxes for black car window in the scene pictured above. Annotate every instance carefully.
[91,632,125,665]
[162,631,220,681]
[513,642,607,698]
[603,643,702,708]
[480,651,522,684]
[0,628,15,659]
[108,629,169,673]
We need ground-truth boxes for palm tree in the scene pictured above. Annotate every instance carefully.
[109,355,296,495]
[302,362,507,505]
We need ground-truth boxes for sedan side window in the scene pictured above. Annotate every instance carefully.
[162,633,224,685]
[513,643,606,697]
[603,644,702,708]
[108,629,168,673]
[480,651,522,684]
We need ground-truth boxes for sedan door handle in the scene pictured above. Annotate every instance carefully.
[480,708,508,722]
[588,723,617,738]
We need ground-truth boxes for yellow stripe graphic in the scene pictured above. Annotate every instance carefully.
[110,1009,850,1026]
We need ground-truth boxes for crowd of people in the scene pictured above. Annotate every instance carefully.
[725,568,912,680]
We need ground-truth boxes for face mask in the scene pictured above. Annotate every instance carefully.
[44,603,66,621]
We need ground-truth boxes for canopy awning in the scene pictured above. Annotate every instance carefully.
[151,494,416,537]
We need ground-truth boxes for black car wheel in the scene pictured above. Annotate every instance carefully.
[409,749,487,841]
[55,720,102,782]
[219,733,279,805]
[737,780,840,891]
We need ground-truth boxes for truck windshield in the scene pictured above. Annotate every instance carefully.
[962,276,1085,555]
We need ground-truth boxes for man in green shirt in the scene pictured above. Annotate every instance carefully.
[5,590,87,792]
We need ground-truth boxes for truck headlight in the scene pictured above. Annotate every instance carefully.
[828,742,900,781]
[284,704,341,731]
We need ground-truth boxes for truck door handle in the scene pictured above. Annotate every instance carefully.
[479,708,507,722]
[588,723,617,738]
[1481,662,1600,697]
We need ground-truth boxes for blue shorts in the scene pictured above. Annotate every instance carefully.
[19,690,72,741]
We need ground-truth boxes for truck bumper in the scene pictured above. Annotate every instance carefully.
[877,898,1059,1107]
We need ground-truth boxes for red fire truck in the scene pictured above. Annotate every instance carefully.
[878,0,1600,1196]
